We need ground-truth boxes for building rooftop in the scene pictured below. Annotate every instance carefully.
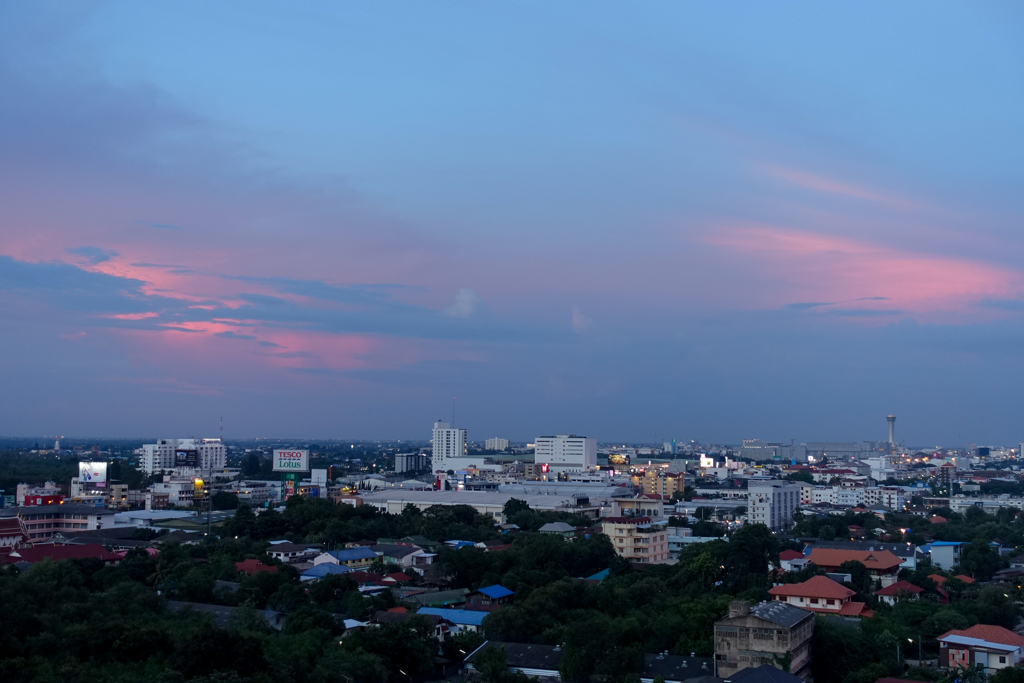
[938,624,1024,648]
[2,543,122,565]
[769,576,855,600]
[874,580,923,597]
[805,548,903,571]
[476,584,514,599]
[417,607,489,626]
[749,602,814,629]
[725,664,804,683]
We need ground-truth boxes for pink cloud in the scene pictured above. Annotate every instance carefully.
[704,223,1024,320]
[758,163,917,210]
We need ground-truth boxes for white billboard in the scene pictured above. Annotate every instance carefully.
[311,468,327,486]
[79,461,108,488]
[273,449,309,472]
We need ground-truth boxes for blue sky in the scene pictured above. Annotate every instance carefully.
[1,2,1023,444]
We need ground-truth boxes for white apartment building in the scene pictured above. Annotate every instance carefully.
[863,486,906,510]
[432,422,467,472]
[150,478,200,507]
[485,438,510,451]
[748,480,799,531]
[535,435,597,474]
[139,438,227,475]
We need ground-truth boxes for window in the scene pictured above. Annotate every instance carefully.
[1000,657,1007,664]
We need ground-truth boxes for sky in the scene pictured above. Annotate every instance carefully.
[2,2,1023,445]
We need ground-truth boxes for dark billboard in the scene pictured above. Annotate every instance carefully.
[174,449,199,467]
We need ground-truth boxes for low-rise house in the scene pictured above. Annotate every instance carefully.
[804,548,902,587]
[314,546,378,568]
[874,580,923,606]
[929,542,963,570]
[267,542,321,564]
[300,563,352,582]
[714,600,814,680]
[724,664,805,683]
[778,549,808,572]
[416,607,488,633]
[538,522,576,537]
[803,541,918,571]
[768,575,871,617]
[373,543,427,567]
[938,624,1024,674]
[371,610,451,641]
[467,584,514,609]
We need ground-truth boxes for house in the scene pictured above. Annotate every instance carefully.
[804,548,902,587]
[769,575,871,617]
[267,542,321,564]
[873,581,923,606]
[372,543,426,567]
[467,584,514,609]
[715,601,814,680]
[463,641,715,683]
[778,550,807,572]
[371,610,451,641]
[538,522,576,537]
[416,607,489,633]
[929,574,975,589]
[804,541,918,571]
[938,624,1024,674]
[1008,554,1024,570]
[300,563,352,582]
[235,559,277,576]
[929,542,963,570]
[167,601,286,630]
[724,664,804,683]
[407,588,470,608]
[314,546,378,569]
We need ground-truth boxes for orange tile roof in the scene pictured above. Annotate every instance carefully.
[806,548,902,571]
[939,624,1024,648]
[838,601,873,617]
[929,574,976,587]
[769,575,855,600]
[779,550,804,561]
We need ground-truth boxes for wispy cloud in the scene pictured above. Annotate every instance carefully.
[67,246,119,264]
[136,220,182,231]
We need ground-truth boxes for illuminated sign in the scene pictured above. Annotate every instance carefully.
[175,450,199,467]
[273,449,309,472]
[79,461,107,488]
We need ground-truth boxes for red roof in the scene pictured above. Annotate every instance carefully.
[806,548,902,571]
[769,575,855,600]
[939,624,1024,648]
[386,572,413,582]
[348,571,385,584]
[930,516,948,524]
[874,580,923,597]
[2,544,121,565]
[779,550,804,561]
[838,601,873,617]
[929,574,975,587]
[235,559,277,575]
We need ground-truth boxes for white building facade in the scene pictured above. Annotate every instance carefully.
[534,435,597,474]
[139,438,227,475]
[432,422,467,472]
[748,480,799,531]
[485,438,510,451]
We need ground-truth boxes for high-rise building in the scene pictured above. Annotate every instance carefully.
[431,422,467,473]
[139,438,226,474]
[748,479,799,531]
[534,435,597,473]
[395,453,431,473]
[485,438,510,451]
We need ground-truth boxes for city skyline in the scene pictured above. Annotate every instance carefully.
[2,4,1024,443]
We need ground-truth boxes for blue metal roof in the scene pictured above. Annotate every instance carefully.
[930,541,964,547]
[302,564,352,578]
[477,584,514,599]
[586,569,610,581]
[327,547,379,561]
[417,608,489,626]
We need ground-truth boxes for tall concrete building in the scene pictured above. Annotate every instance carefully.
[715,601,814,680]
[139,438,226,475]
[535,435,597,474]
[748,479,799,531]
[431,422,467,472]
[486,438,510,451]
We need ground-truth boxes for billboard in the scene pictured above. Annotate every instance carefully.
[273,449,309,472]
[79,461,107,488]
[175,449,199,467]
[311,468,327,486]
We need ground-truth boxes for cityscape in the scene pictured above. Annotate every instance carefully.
[2,5,1024,683]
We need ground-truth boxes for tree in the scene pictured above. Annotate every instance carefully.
[503,498,531,519]
[240,453,262,477]
[785,471,814,484]
[212,491,239,511]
